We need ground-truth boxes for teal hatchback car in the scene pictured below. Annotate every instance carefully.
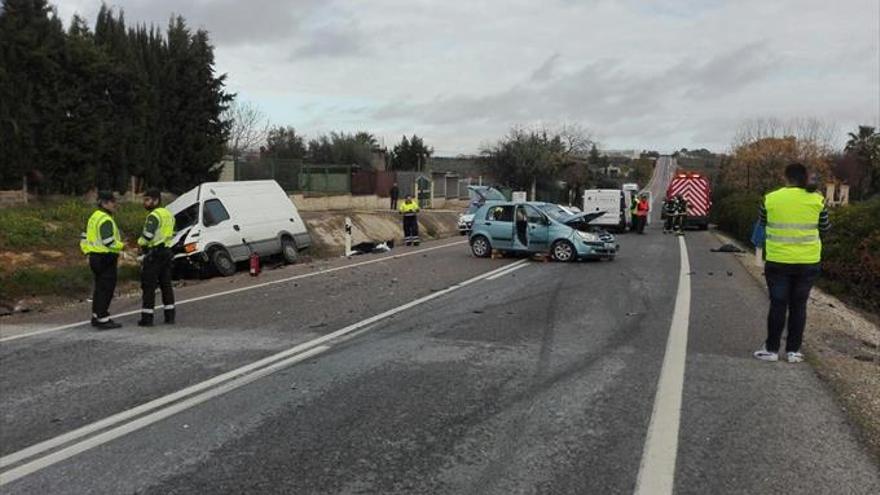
[468,201,618,261]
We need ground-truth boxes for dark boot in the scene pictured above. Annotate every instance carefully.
[95,319,122,330]
[164,309,175,325]
[137,312,154,327]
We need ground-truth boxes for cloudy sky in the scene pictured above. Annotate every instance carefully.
[56,0,879,156]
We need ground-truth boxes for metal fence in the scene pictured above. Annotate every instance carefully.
[233,158,481,200]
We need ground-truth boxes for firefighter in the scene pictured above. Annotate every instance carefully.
[662,197,677,233]
[673,194,688,235]
[80,191,125,329]
[399,194,420,246]
[753,162,830,363]
[137,189,176,326]
[635,193,650,234]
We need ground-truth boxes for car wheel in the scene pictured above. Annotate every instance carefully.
[211,248,237,277]
[471,235,491,258]
[551,240,576,262]
[281,237,298,264]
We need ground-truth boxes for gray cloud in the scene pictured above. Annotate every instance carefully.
[373,43,779,129]
[291,20,368,59]
[56,0,879,153]
[64,0,325,46]
[530,53,560,82]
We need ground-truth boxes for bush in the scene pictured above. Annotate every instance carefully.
[713,191,763,245]
[714,194,880,314]
[0,199,145,250]
[820,198,880,313]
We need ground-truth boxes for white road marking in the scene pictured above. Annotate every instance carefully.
[0,258,527,484]
[485,261,530,280]
[0,240,469,343]
[0,345,331,486]
[634,235,691,495]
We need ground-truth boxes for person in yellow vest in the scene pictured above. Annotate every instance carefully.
[137,189,176,326]
[754,163,830,363]
[80,191,125,329]
[398,194,420,246]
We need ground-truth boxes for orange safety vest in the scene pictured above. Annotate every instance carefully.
[636,199,649,216]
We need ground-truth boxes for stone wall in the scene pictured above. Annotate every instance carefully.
[290,193,469,212]
[0,190,27,207]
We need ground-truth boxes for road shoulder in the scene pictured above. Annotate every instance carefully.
[712,230,880,460]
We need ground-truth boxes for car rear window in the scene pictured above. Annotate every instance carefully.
[486,205,514,222]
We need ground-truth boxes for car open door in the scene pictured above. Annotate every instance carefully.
[524,205,550,252]
[482,204,515,250]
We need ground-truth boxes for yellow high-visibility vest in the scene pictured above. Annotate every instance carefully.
[399,200,419,214]
[764,187,824,264]
[81,210,124,254]
[138,207,175,248]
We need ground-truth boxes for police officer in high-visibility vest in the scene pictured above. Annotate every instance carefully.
[398,194,420,246]
[754,163,830,364]
[80,191,125,329]
[137,189,176,326]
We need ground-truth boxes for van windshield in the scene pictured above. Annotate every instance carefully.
[175,203,199,231]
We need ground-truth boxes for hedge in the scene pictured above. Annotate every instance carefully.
[714,192,880,313]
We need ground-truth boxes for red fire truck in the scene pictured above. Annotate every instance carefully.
[666,172,712,230]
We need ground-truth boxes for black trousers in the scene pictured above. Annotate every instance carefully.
[636,215,647,233]
[89,253,118,319]
[664,214,674,231]
[673,214,687,231]
[402,214,419,243]
[764,261,820,353]
[390,197,398,210]
[141,247,175,312]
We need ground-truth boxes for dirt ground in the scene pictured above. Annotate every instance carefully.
[713,231,880,459]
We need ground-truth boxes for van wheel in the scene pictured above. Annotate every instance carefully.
[211,248,236,277]
[551,240,576,262]
[471,235,491,258]
[281,237,298,264]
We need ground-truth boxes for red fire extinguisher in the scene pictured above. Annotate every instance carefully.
[244,238,261,276]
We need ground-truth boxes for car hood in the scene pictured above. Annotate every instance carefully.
[560,211,605,225]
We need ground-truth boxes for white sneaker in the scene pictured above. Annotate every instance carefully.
[753,348,779,362]
[786,352,804,363]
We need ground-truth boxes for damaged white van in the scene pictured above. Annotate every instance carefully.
[167,180,311,276]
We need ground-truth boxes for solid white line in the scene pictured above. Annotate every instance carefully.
[0,258,524,482]
[0,345,331,486]
[0,240,468,343]
[485,262,529,280]
[634,235,691,495]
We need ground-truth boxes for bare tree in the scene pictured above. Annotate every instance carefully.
[223,99,270,160]
[726,117,838,192]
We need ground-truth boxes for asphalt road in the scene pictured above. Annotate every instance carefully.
[1,159,878,494]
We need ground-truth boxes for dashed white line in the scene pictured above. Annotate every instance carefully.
[0,240,469,343]
[486,261,530,280]
[0,258,525,485]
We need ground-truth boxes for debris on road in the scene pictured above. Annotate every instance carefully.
[710,243,745,253]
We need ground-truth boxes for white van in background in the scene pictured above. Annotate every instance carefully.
[168,180,311,276]
[582,189,628,232]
